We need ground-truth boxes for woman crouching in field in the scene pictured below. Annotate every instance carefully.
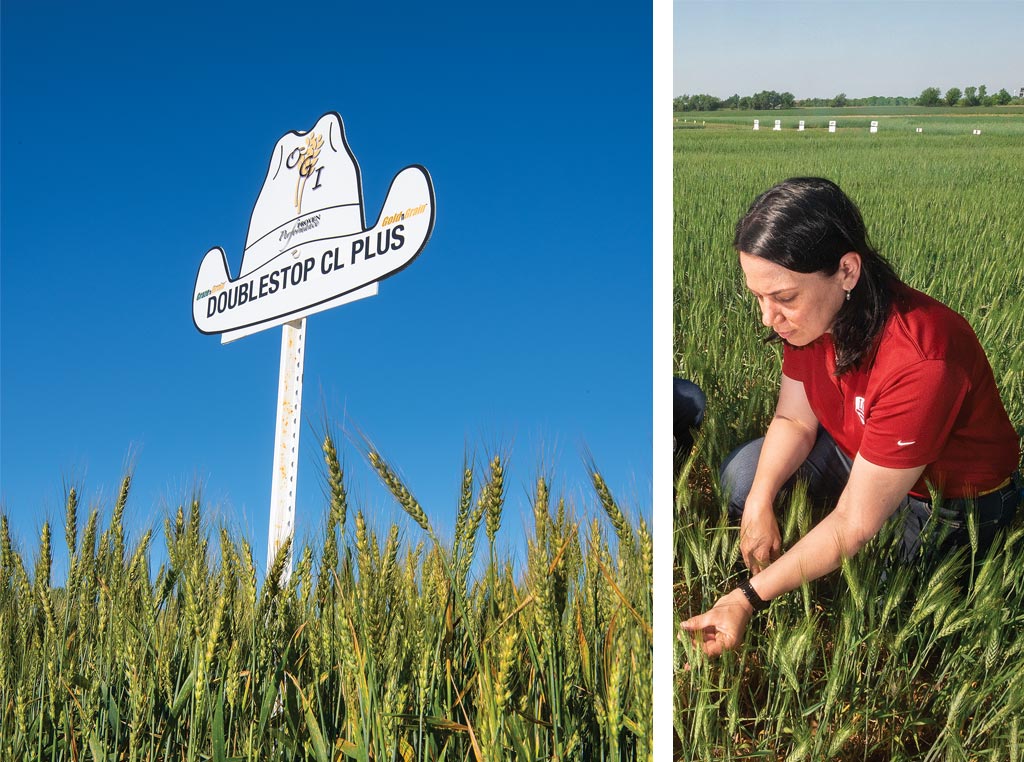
[681,177,1022,658]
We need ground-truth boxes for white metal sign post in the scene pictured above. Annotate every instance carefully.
[268,319,305,579]
[192,112,435,582]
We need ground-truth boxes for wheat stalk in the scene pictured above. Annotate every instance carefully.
[294,132,324,212]
[368,450,433,538]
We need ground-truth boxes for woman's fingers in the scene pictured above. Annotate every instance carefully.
[741,531,763,568]
[741,509,783,574]
[742,527,784,574]
[680,620,723,657]
[679,612,710,633]
[702,632,729,657]
[680,610,739,657]
[743,539,770,574]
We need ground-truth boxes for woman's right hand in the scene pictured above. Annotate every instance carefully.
[740,498,782,574]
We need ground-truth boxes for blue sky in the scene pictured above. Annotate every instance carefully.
[1,0,654,577]
[675,0,1024,99]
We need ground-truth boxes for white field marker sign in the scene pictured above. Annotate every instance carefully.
[829,120,837,133]
[192,112,435,582]
[916,127,923,133]
[773,119,781,131]
[973,129,982,135]
[798,120,805,131]
[870,120,879,133]
[753,119,760,130]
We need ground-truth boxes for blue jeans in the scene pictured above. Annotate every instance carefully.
[720,429,1020,563]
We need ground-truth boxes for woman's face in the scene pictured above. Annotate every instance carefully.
[739,251,859,346]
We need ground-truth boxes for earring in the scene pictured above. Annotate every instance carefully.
[845,289,851,302]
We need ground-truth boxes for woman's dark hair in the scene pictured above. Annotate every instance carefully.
[734,177,901,375]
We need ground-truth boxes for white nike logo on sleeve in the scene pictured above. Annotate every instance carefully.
[897,440,916,447]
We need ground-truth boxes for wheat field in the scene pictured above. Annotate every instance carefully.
[1,435,652,761]
[674,114,1024,760]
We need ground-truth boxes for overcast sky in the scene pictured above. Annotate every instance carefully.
[674,0,1023,99]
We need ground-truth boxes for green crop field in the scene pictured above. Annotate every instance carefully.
[0,437,652,760]
[674,111,1024,759]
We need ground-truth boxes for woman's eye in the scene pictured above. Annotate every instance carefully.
[775,295,794,304]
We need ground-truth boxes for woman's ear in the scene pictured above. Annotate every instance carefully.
[839,251,862,290]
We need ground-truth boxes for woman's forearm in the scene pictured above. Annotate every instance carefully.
[746,502,860,601]
[746,456,926,603]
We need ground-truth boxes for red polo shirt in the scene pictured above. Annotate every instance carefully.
[782,285,1019,498]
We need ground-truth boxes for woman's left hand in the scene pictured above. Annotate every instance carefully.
[679,589,754,658]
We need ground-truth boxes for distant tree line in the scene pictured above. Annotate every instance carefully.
[915,85,1016,107]
[674,90,795,112]
[674,87,1021,112]
[672,91,907,112]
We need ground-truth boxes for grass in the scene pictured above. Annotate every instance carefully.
[674,113,1024,759]
[0,434,652,760]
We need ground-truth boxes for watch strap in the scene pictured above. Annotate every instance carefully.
[738,578,770,612]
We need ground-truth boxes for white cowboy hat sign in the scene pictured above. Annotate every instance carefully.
[192,112,435,340]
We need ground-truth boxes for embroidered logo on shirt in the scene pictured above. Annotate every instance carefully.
[897,440,916,447]
[855,396,866,425]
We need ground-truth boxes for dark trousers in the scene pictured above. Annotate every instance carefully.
[720,429,1020,563]
[673,378,706,462]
